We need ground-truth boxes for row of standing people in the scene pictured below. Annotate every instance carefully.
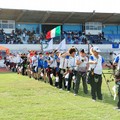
[4,47,104,102]
[4,47,120,109]
[16,47,105,102]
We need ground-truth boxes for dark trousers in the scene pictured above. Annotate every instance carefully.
[59,69,65,89]
[74,71,88,94]
[90,74,102,100]
[118,85,120,108]
[67,72,74,91]
[22,66,26,75]
[55,82,59,87]
[59,73,63,88]
[47,67,54,86]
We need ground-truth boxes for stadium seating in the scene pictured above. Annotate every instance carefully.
[0,34,5,44]
[0,28,120,44]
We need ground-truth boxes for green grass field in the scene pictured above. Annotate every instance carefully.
[0,70,120,120]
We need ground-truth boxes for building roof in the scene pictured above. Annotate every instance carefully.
[0,8,120,24]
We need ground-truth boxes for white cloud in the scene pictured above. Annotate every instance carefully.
[0,0,120,13]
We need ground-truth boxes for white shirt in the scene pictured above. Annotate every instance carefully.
[68,56,76,70]
[59,56,69,69]
[32,55,38,66]
[16,54,22,63]
[75,55,88,72]
[9,56,14,63]
[89,55,104,75]
[6,56,10,62]
[49,56,57,68]
[13,56,17,63]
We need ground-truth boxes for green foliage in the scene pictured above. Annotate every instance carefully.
[0,70,119,120]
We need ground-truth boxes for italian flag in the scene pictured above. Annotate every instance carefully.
[46,26,61,39]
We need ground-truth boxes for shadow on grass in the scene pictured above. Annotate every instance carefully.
[54,81,117,107]
[70,86,117,107]
[0,71,117,107]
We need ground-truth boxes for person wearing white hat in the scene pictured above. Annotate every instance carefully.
[88,46,105,101]
[92,46,101,53]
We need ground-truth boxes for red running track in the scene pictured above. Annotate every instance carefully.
[0,67,10,73]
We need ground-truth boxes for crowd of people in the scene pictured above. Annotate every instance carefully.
[0,28,44,44]
[3,46,120,110]
[0,28,107,44]
[63,31,105,44]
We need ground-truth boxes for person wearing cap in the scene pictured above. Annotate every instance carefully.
[31,52,38,79]
[46,52,49,55]
[74,49,88,95]
[47,52,57,85]
[113,54,120,110]
[42,52,49,83]
[88,46,105,101]
[20,53,27,75]
[37,52,44,80]
[54,51,60,88]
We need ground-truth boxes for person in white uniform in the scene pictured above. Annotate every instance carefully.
[88,46,105,101]
[67,47,76,92]
[74,49,88,95]
[113,54,120,110]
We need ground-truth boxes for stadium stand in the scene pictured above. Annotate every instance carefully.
[0,9,120,45]
[1,28,116,44]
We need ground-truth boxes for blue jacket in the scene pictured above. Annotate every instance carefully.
[38,58,43,68]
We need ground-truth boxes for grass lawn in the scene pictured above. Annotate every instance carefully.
[0,70,119,120]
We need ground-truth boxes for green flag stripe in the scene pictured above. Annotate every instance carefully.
[55,26,61,36]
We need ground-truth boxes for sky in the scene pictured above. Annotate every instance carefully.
[0,0,120,13]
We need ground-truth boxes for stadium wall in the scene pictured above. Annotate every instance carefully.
[1,44,120,53]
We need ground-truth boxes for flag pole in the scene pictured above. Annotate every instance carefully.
[60,25,62,43]
[40,40,43,53]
